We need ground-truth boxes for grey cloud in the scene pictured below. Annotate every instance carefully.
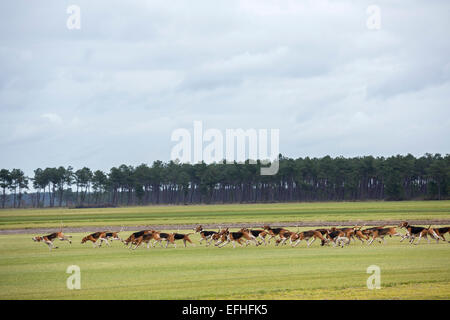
[0,0,449,175]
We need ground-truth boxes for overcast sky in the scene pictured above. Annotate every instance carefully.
[1,0,449,176]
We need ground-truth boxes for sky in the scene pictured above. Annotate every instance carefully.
[0,0,449,176]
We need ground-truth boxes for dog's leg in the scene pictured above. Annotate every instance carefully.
[218,239,229,248]
[260,235,266,246]
[415,233,423,245]
[45,240,53,250]
[101,238,110,247]
[432,230,444,242]
[292,239,301,247]
[59,236,72,244]
[307,237,316,247]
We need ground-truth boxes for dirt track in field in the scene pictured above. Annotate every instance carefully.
[1,219,450,235]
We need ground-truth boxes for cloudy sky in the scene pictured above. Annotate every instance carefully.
[0,0,449,176]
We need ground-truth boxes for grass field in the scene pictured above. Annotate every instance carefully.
[0,230,449,300]
[0,201,449,300]
[0,200,449,230]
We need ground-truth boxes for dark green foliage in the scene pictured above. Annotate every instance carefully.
[0,153,448,207]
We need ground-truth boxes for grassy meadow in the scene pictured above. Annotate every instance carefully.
[0,200,449,230]
[0,201,449,300]
[0,230,449,300]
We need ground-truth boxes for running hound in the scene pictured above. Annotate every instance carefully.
[173,232,195,247]
[153,232,177,248]
[81,231,110,247]
[216,228,248,248]
[263,225,290,244]
[195,225,219,246]
[104,227,124,243]
[32,231,72,250]
[248,229,269,245]
[367,227,402,245]
[433,227,450,243]
[238,228,260,246]
[398,221,443,245]
[275,231,296,246]
[291,229,328,247]
[326,229,350,248]
[130,231,159,250]
[123,230,154,248]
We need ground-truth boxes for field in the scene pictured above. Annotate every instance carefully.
[0,201,449,230]
[0,201,449,300]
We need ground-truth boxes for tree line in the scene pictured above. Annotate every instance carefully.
[0,153,448,209]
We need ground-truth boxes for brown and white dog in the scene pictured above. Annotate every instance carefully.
[105,231,122,242]
[195,225,219,246]
[153,232,177,248]
[32,231,72,250]
[123,230,154,248]
[239,228,261,246]
[217,228,256,248]
[274,231,296,246]
[172,232,195,247]
[292,229,328,247]
[366,226,402,245]
[352,227,370,244]
[129,231,159,250]
[263,225,290,244]
[336,226,360,242]
[248,229,269,245]
[398,221,442,245]
[211,229,225,246]
[104,227,124,243]
[81,231,110,248]
[433,227,450,243]
[325,229,350,248]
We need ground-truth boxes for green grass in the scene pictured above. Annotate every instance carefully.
[0,200,449,230]
[0,230,449,300]
[0,201,449,300]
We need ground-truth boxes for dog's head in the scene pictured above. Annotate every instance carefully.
[291,233,300,240]
[195,225,203,233]
[398,221,409,228]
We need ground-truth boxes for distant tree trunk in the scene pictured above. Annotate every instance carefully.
[1,188,5,208]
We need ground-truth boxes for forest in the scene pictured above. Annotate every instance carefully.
[0,153,448,208]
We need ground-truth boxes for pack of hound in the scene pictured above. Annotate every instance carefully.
[197,222,449,249]
[31,221,449,250]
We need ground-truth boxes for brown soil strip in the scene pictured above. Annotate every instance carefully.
[1,219,449,235]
